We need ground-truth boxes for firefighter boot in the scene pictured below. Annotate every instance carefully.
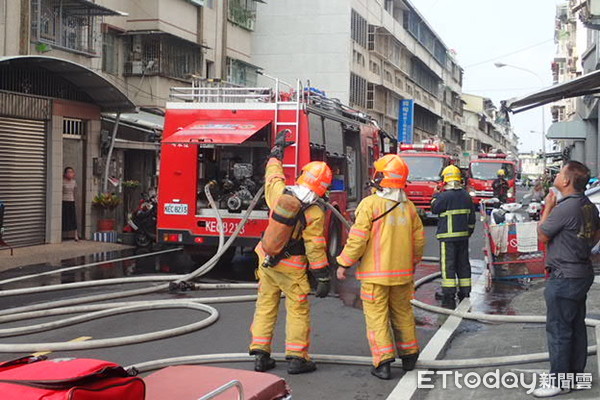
[441,294,456,309]
[371,359,394,380]
[401,352,419,371]
[287,356,317,374]
[250,350,276,372]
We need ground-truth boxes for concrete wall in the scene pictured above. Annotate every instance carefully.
[253,0,351,101]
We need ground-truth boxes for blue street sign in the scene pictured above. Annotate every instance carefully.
[398,99,414,144]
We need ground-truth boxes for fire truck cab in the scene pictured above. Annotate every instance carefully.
[467,152,517,205]
[399,143,454,218]
[157,80,384,262]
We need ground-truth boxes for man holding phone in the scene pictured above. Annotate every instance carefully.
[534,161,600,398]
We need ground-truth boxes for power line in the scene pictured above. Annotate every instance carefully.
[464,39,554,68]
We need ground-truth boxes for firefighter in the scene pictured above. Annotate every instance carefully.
[431,165,476,309]
[336,154,425,380]
[492,169,509,203]
[249,130,332,375]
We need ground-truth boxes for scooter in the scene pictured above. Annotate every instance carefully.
[127,193,157,248]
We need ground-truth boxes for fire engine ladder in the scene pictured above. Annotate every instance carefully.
[270,75,303,180]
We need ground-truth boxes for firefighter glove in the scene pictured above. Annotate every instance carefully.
[269,129,294,160]
[315,277,331,298]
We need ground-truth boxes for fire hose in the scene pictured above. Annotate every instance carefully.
[0,187,598,373]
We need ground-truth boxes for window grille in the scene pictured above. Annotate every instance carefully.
[351,9,367,47]
[31,0,101,56]
[350,73,367,108]
[63,118,85,139]
[228,0,257,31]
[226,58,258,86]
[125,34,202,81]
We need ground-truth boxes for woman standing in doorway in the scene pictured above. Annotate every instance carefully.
[62,167,79,241]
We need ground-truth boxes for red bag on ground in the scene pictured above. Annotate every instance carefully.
[0,356,145,400]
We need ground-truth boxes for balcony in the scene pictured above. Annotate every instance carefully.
[228,0,258,31]
[31,0,125,56]
[123,32,203,81]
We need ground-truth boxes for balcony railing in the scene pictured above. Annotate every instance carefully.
[30,0,121,56]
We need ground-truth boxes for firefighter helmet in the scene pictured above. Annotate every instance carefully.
[373,154,410,189]
[497,169,506,177]
[296,161,333,197]
[442,165,462,183]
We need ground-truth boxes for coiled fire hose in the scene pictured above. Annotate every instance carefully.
[0,186,597,373]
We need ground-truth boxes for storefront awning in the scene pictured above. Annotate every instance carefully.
[505,69,600,113]
[0,56,135,112]
[163,120,271,144]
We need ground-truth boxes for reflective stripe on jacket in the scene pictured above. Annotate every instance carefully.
[431,188,476,241]
[336,195,425,285]
[255,158,328,273]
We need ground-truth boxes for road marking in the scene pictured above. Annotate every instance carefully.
[31,336,93,357]
[387,273,485,400]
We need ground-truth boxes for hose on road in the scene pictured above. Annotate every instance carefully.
[1,188,599,375]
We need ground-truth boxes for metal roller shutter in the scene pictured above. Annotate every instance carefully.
[0,116,47,247]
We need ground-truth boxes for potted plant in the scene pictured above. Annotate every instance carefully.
[92,192,122,231]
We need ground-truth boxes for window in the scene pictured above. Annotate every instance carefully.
[403,156,445,182]
[125,34,202,80]
[350,73,367,108]
[370,60,381,75]
[403,8,447,65]
[368,24,376,51]
[31,0,109,56]
[351,9,367,47]
[470,162,515,180]
[63,118,85,139]
[227,58,258,86]
[410,59,441,97]
[102,31,119,75]
[384,0,394,13]
[228,0,257,31]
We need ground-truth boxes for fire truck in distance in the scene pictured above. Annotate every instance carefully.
[399,143,455,218]
[467,152,518,205]
[157,78,386,262]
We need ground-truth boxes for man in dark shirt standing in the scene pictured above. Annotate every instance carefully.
[533,161,600,398]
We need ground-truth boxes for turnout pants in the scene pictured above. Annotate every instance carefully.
[360,282,419,367]
[249,266,312,359]
[440,240,471,298]
[544,275,594,375]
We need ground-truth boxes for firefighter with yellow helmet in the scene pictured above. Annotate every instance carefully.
[431,165,476,309]
[336,154,425,380]
[249,130,332,375]
[492,169,509,203]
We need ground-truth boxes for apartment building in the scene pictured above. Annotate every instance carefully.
[0,0,260,247]
[462,93,518,164]
[252,0,465,153]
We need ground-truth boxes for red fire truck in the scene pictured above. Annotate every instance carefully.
[399,143,455,218]
[157,79,385,261]
[467,152,518,205]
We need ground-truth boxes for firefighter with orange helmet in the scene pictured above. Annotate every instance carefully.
[336,154,425,380]
[249,130,332,375]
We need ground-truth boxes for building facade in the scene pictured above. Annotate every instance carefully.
[0,0,260,247]
[462,93,518,166]
[252,0,465,154]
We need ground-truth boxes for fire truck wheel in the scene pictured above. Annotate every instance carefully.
[135,233,152,249]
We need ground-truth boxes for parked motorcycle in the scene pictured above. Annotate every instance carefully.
[127,193,157,248]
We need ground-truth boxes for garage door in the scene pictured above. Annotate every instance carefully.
[0,116,47,247]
